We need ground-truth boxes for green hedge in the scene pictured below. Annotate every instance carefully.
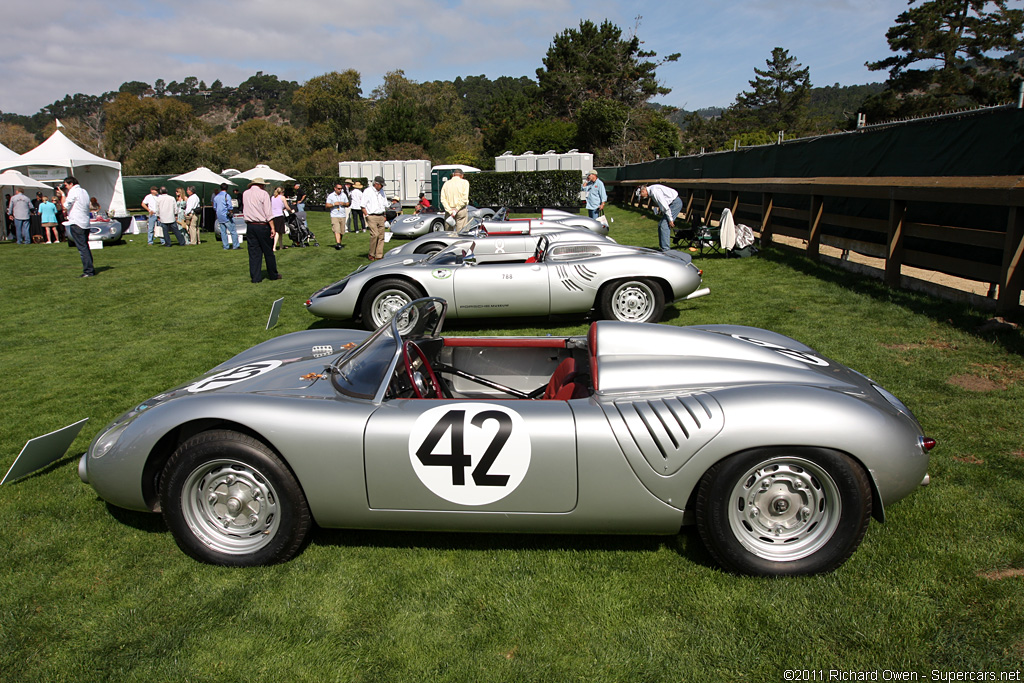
[293,176,369,210]
[468,170,583,210]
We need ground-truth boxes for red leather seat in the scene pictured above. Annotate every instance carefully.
[543,357,589,400]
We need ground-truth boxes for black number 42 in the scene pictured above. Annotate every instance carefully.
[416,410,512,486]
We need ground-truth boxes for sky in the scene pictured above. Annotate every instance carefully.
[0,0,903,117]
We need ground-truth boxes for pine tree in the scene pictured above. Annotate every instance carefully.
[732,47,812,135]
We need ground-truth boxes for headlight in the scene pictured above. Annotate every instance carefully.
[90,421,129,459]
[314,278,349,299]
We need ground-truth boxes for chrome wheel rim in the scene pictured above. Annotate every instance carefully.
[430,220,444,232]
[611,282,655,322]
[727,456,841,562]
[181,458,280,555]
[370,290,412,328]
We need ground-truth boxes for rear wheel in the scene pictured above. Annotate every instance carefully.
[695,447,872,576]
[599,278,664,323]
[361,278,422,330]
[159,430,311,567]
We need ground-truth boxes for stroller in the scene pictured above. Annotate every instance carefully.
[284,209,317,247]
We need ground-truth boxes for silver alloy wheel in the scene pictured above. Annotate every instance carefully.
[370,289,413,328]
[430,220,444,232]
[610,281,655,322]
[180,458,280,556]
[727,456,841,562]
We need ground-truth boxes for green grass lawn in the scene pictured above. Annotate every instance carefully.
[1,208,1022,682]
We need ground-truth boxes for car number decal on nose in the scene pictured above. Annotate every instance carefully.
[730,334,829,366]
[186,360,284,393]
[408,403,531,506]
[432,268,453,279]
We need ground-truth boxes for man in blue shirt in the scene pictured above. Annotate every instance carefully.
[582,171,607,220]
[214,184,239,249]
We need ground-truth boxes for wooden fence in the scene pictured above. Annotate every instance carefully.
[612,176,1024,316]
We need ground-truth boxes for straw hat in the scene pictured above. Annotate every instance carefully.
[249,177,267,186]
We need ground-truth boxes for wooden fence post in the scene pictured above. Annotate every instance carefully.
[808,195,824,258]
[998,205,1024,315]
[729,191,739,216]
[760,193,774,246]
[886,199,907,288]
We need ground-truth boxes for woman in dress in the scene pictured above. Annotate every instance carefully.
[271,187,291,251]
[174,188,188,244]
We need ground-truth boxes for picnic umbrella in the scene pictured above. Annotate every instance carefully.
[231,164,294,184]
[0,169,53,191]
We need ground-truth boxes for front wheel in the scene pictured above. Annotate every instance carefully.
[598,278,664,323]
[695,447,872,576]
[429,219,445,233]
[360,278,422,331]
[159,430,312,567]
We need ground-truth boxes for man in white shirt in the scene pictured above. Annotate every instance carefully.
[348,180,365,233]
[141,186,159,244]
[362,176,389,260]
[325,182,350,250]
[59,175,95,277]
[440,169,470,231]
[156,187,187,247]
[183,186,202,245]
[639,183,682,252]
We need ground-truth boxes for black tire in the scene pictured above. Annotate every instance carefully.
[414,242,445,256]
[695,447,872,576]
[598,278,665,323]
[429,219,445,233]
[159,430,312,567]
[360,278,423,331]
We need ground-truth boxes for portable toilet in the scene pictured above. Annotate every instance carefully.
[535,150,560,171]
[514,152,536,172]
[495,151,515,173]
[338,161,361,180]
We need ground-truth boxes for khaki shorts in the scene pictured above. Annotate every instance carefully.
[331,216,347,234]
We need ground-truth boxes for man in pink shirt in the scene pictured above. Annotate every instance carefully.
[242,178,281,283]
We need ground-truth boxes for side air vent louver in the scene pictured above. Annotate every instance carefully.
[604,393,724,476]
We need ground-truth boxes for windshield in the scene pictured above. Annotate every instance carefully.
[331,298,447,399]
[457,217,485,236]
[424,240,476,265]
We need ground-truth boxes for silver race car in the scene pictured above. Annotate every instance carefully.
[383,216,616,261]
[391,207,608,239]
[305,237,710,329]
[86,217,124,242]
[79,298,934,575]
[390,205,501,239]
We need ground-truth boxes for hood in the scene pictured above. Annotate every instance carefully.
[164,328,374,399]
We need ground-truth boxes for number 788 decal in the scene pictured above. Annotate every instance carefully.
[408,403,531,506]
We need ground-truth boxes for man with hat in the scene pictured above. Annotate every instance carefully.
[348,180,365,234]
[362,175,389,261]
[582,170,607,220]
[241,177,282,283]
[440,168,470,231]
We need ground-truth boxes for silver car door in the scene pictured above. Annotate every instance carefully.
[364,399,577,513]
[449,262,550,317]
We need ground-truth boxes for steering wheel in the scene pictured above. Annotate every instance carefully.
[403,340,442,398]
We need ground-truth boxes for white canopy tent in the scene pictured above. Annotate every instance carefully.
[0,142,21,167]
[0,130,127,217]
[231,164,294,183]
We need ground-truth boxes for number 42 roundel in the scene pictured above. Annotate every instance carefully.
[408,403,531,506]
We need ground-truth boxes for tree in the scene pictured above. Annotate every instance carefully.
[292,70,363,151]
[365,71,429,153]
[866,0,1024,116]
[732,47,812,134]
[536,18,679,118]
[118,81,150,97]
[0,122,37,153]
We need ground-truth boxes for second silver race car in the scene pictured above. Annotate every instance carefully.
[305,237,710,329]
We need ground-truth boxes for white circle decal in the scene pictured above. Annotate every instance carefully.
[408,403,531,506]
[186,360,283,393]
